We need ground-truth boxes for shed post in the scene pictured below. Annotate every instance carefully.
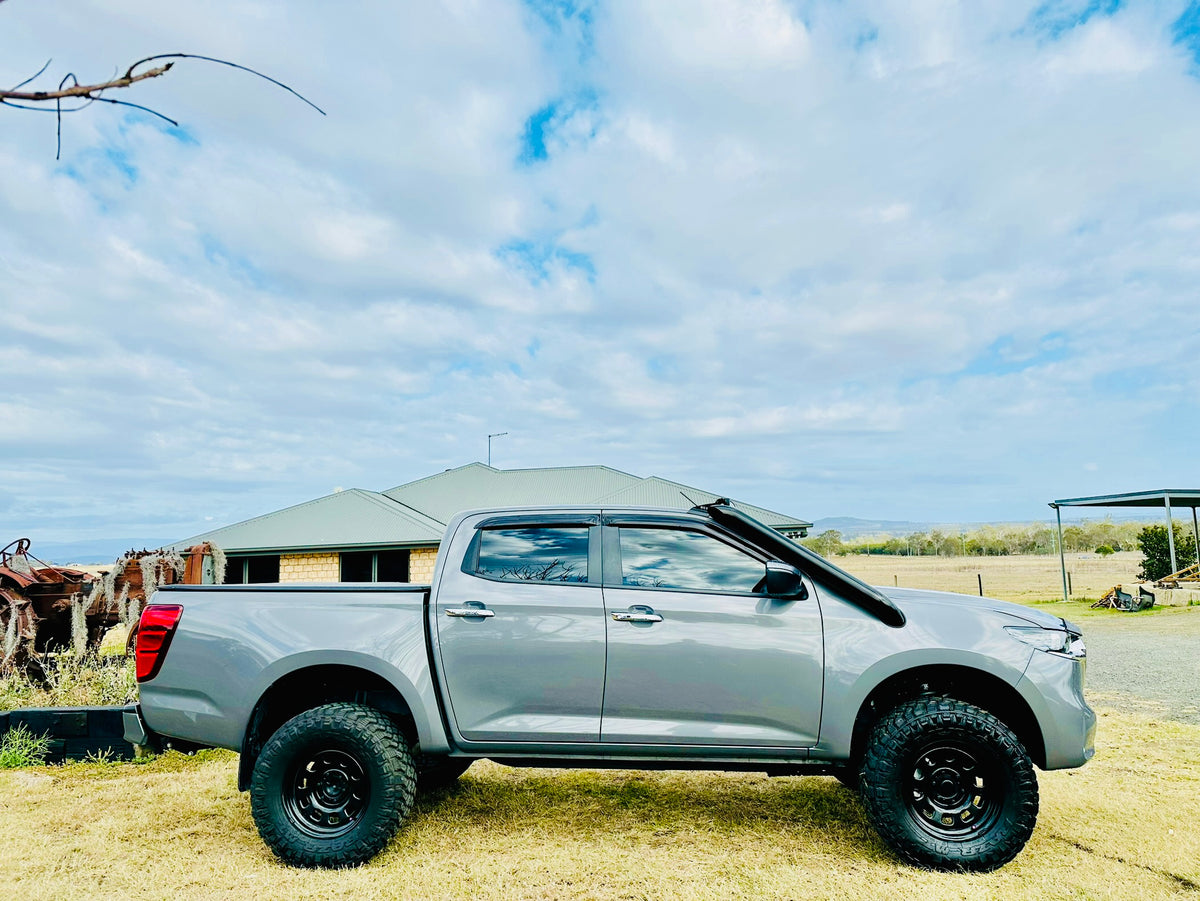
[1165,493,1178,576]
[1192,506,1199,571]
[1055,504,1068,604]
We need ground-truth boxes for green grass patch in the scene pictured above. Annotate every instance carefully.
[0,723,51,768]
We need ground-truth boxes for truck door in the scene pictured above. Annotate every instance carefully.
[434,517,606,742]
[600,519,824,747]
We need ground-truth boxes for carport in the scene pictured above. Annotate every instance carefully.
[1048,490,1200,603]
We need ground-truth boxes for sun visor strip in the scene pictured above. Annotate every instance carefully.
[703,504,906,628]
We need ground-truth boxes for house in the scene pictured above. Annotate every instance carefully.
[176,463,813,584]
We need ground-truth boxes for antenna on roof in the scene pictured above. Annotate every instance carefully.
[680,490,700,507]
[487,432,508,466]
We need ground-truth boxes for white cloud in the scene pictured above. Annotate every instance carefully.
[1,0,1199,542]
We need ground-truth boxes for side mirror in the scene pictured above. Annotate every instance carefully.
[766,561,808,599]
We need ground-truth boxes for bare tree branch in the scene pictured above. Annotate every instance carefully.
[1,62,173,102]
[1,31,325,158]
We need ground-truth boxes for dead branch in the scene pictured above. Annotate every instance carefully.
[2,47,325,158]
[1,62,173,102]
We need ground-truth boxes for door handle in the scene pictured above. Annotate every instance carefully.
[445,607,495,618]
[611,611,663,623]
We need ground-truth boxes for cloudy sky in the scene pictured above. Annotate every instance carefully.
[2,0,1199,544]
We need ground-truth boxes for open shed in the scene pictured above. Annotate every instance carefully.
[1048,490,1200,602]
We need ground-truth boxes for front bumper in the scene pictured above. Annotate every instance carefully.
[1019,650,1096,770]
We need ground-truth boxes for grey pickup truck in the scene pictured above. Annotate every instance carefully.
[128,500,1094,872]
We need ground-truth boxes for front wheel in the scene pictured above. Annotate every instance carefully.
[250,703,417,868]
[860,696,1038,872]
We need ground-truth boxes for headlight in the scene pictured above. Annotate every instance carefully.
[1005,626,1086,659]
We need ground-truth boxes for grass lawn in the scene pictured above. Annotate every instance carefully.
[1,705,1196,900]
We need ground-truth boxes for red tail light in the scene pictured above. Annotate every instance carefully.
[136,604,184,682]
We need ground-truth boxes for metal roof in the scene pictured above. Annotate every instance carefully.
[1050,490,1200,509]
[385,464,812,531]
[592,476,810,530]
[174,489,444,554]
[383,464,639,523]
[177,463,813,554]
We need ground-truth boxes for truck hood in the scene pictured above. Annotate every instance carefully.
[876,586,1069,630]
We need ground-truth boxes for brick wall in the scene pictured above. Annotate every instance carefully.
[409,546,439,583]
[279,552,340,583]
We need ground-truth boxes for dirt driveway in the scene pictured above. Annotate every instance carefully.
[1081,606,1200,723]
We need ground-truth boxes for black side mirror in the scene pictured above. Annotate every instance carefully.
[766,561,808,599]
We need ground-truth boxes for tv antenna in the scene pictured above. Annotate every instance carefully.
[487,432,508,466]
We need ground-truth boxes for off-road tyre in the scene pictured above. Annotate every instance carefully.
[250,702,417,868]
[414,753,474,795]
[860,696,1038,872]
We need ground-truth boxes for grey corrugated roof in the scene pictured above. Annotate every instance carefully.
[386,464,811,531]
[178,464,812,554]
[593,476,811,530]
[383,463,641,523]
[174,489,444,553]
[1051,490,1200,509]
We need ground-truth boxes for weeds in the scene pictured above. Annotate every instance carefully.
[0,722,50,768]
[0,652,136,712]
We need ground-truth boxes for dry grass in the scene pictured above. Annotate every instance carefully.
[0,653,137,712]
[836,551,1144,604]
[0,705,1196,900]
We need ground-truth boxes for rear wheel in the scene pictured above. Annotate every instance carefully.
[250,703,417,868]
[860,696,1038,872]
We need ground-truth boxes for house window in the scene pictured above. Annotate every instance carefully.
[340,550,410,583]
[224,555,281,584]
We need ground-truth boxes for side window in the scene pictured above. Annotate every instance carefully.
[618,528,765,593]
[475,527,589,583]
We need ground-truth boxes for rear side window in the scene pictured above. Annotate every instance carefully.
[618,528,765,593]
[475,527,589,583]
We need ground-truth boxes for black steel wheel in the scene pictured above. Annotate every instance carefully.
[251,703,417,868]
[861,696,1038,872]
[283,748,371,837]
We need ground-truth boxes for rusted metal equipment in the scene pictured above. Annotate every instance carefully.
[1,539,221,681]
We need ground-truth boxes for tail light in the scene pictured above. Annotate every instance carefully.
[136,604,184,682]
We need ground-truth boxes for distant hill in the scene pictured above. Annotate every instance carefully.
[26,538,174,566]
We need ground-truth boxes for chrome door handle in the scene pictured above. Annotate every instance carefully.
[611,612,663,623]
[445,607,495,618]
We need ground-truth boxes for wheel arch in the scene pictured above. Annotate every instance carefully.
[847,664,1046,771]
[238,663,420,791]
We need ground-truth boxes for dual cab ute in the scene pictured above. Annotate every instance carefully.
[128,501,1094,871]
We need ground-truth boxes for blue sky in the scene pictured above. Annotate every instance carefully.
[1,0,1198,543]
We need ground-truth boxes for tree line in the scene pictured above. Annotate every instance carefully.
[801,519,1198,583]
[801,519,1148,559]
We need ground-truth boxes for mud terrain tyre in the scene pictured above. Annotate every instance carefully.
[861,696,1038,872]
[250,702,417,868]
